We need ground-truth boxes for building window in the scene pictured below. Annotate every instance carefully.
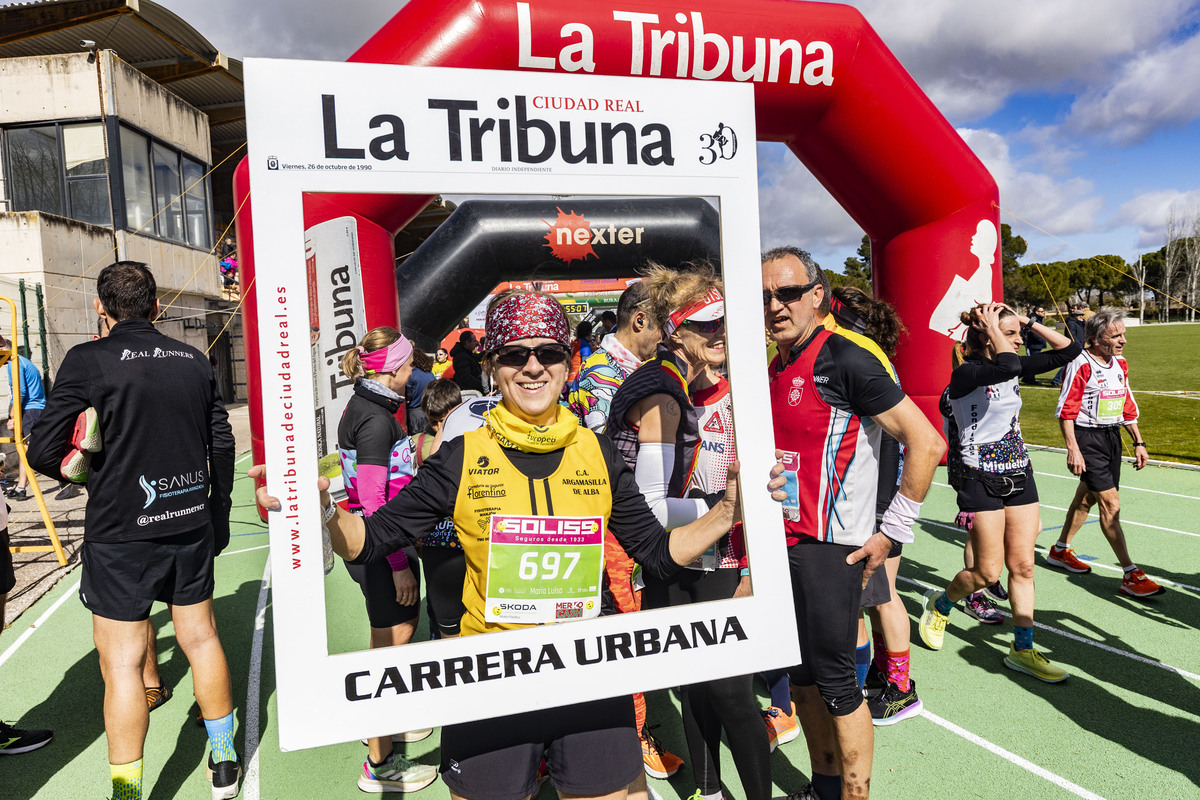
[62,123,110,226]
[4,122,112,225]
[119,125,210,250]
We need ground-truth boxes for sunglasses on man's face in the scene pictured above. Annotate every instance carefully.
[763,280,819,306]
[682,317,725,333]
[492,344,571,368]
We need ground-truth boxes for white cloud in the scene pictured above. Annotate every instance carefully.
[1116,189,1200,248]
[154,0,408,61]
[1067,31,1200,145]
[958,128,1102,237]
[841,0,1195,123]
[755,144,862,267]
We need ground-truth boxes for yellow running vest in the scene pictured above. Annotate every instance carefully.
[453,426,614,637]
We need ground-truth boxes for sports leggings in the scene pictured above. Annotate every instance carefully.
[643,567,771,800]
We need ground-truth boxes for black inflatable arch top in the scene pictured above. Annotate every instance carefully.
[397,197,720,351]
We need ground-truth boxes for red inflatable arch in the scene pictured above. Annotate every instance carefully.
[234,0,1000,471]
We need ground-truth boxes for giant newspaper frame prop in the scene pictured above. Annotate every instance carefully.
[246,58,797,752]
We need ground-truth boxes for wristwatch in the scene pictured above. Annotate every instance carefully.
[1133,441,1147,448]
[322,500,337,524]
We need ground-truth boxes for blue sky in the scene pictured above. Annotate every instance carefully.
[149,0,1200,272]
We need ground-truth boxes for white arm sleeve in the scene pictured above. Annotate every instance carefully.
[633,442,709,529]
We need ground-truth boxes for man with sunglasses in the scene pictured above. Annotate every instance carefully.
[762,246,944,800]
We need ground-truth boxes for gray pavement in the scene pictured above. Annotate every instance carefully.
[2,402,253,629]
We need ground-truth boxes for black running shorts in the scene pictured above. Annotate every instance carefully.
[441,696,641,800]
[1,526,15,595]
[859,560,892,608]
[956,464,1040,513]
[80,523,214,621]
[785,538,865,717]
[419,546,465,636]
[1077,426,1122,492]
[343,545,420,629]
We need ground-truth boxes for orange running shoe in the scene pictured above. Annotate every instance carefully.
[762,703,799,751]
[1120,568,1165,598]
[1046,546,1091,574]
[640,726,684,779]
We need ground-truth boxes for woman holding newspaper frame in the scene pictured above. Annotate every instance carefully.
[254,289,743,800]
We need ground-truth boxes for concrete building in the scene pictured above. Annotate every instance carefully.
[0,0,245,402]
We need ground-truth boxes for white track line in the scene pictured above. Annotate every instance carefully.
[243,557,272,800]
[917,514,1200,593]
[220,544,270,557]
[1031,470,1200,501]
[899,573,1200,684]
[930,482,1200,539]
[1032,503,1200,542]
[0,578,79,669]
[918,710,1108,800]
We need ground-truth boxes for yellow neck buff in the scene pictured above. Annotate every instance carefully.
[487,401,578,453]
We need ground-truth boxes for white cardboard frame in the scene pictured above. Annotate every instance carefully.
[245,57,798,752]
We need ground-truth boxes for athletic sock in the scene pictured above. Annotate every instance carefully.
[812,772,842,800]
[885,648,911,693]
[699,792,723,800]
[110,758,143,800]
[368,754,391,770]
[1123,563,1139,574]
[933,592,954,616]
[1013,626,1034,651]
[1052,541,1069,551]
[765,669,791,712]
[871,629,887,673]
[204,712,237,763]
[854,643,871,688]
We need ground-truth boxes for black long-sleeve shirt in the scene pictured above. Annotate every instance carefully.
[27,318,234,547]
[354,432,680,583]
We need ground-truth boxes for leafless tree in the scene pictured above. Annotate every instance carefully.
[1163,206,1184,322]
[1185,207,1200,323]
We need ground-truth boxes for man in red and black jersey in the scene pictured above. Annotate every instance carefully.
[763,247,944,800]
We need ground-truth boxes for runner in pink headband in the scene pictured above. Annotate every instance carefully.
[359,335,413,374]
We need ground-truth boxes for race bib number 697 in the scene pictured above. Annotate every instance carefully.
[485,515,605,624]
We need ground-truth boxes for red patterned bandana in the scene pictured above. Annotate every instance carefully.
[484,293,570,350]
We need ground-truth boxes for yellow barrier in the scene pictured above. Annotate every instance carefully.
[1,295,67,566]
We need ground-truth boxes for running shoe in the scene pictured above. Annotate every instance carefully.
[1120,568,1166,598]
[0,721,53,754]
[686,792,725,800]
[71,407,102,452]
[863,663,887,697]
[918,589,950,651]
[867,679,923,726]
[762,704,799,751]
[206,754,243,800]
[964,592,1004,624]
[357,752,437,793]
[145,684,172,712]
[1046,546,1091,574]
[53,482,81,500]
[783,785,821,800]
[4,486,27,501]
[360,729,434,746]
[640,726,683,779]
[984,580,1008,602]
[1003,645,1069,683]
[60,447,90,484]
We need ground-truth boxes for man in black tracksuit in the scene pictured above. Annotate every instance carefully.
[27,261,240,800]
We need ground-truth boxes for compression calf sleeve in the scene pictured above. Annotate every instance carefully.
[855,643,871,688]
[204,712,237,763]
[110,758,143,800]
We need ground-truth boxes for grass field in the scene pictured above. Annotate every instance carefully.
[1019,322,1200,465]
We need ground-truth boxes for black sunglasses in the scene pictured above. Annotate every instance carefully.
[763,280,819,306]
[492,343,571,368]
[683,317,725,333]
